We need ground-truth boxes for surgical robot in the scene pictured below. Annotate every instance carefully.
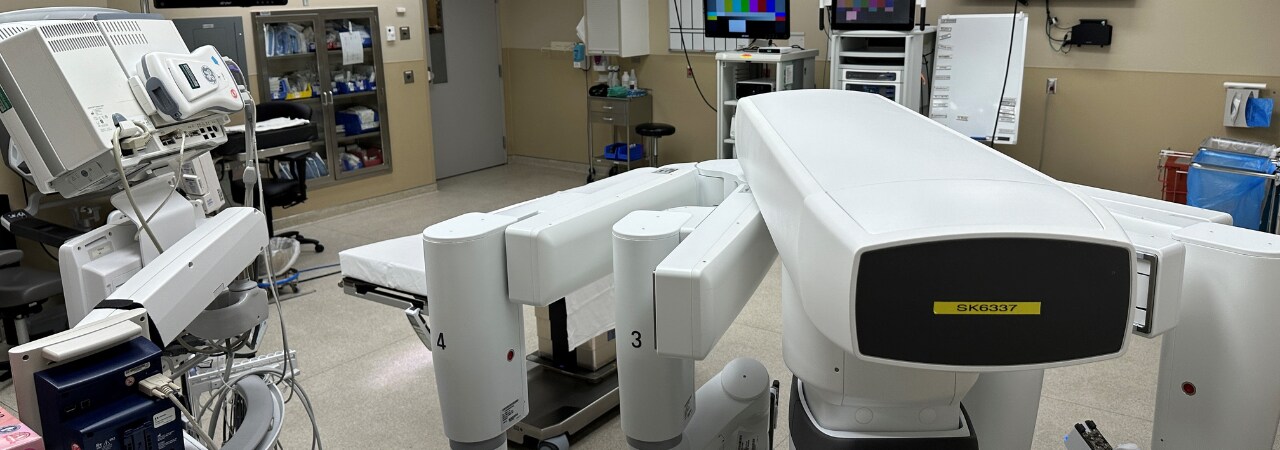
[419,91,1280,449]
[0,8,301,449]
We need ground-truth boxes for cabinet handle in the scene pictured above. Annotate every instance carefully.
[602,105,614,110]
[602,116,614,122]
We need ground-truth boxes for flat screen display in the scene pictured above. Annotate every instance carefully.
[704,0,790,40]
[831,0,916,31]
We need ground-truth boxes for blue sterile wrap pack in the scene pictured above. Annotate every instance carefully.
[1246,97,1274,128]
[1187,149,1277,230]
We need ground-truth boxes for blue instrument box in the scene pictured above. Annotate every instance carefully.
[603,142,624,160]
[604,143,644,161]
[34,337,178,450]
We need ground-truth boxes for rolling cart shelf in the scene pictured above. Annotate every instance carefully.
[716,49,818,159]
[594,156,650,166]
[829,29,936,114]
[586,95,653,181]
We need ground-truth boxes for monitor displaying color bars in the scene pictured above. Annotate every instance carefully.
[831,0,916,31]
[704,0,790,40]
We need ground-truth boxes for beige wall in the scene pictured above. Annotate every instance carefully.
[500,0,1280,199]
[0,1,436,223]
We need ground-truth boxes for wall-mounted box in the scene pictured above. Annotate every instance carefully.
[584,0,650,57]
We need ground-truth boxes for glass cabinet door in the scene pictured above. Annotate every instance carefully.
[320,11,391,180]
[253,12,335,185]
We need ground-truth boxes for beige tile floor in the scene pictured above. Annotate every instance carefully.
[9,161,1275,448]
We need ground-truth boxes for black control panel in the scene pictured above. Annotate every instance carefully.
[854,238,1132,367]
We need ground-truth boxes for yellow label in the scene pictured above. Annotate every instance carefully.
[933,302,1041,315]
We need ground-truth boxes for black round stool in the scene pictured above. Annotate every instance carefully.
[635,122,676,168]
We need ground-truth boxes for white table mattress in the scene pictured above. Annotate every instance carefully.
[340,233,616,348]
[339,235,427,296]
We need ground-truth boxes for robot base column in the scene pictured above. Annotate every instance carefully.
[780,267,979,449]
[423,213,528,449]
[613,211,696,448]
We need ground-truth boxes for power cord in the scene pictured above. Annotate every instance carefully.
[989,1,1020,146]
[1044,0,1072,54]
[110,125,165,253]
[139,374,220,450]
[232,62,325,449]
[672,0,717,113]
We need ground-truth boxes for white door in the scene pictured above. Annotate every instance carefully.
[427,0,506,179]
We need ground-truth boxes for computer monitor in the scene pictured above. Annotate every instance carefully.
[830,0,917,31]
[704,0,790,40]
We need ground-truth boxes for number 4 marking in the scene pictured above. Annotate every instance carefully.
[436,333,446,349]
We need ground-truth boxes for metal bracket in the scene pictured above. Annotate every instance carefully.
[406,306,433,351]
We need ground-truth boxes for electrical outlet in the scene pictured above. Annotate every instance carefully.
[1047,78,1058,95]
[386,26,397,42]
[686,66,694,78]
[400,26,411,40]
[404,70,415,84]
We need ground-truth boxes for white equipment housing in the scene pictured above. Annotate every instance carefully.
[12,206,267,434]
[0,15,239,197]
[736,90,1136,372]
[94,207,267,344]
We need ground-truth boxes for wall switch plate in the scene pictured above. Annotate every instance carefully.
[791,35,805,48]
[386,26,397,42]
[1047,78,1058,94]
[404,70,415,84]
[400,26,411,40]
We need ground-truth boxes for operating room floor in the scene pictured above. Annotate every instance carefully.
[7,160,1275,448]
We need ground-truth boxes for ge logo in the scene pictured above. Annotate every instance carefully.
[0,425,17,433]
[202,66,217,83]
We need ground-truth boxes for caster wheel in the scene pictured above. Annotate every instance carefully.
[537,434,569,450]
[314,244,325,253]
[608,166,620,177]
